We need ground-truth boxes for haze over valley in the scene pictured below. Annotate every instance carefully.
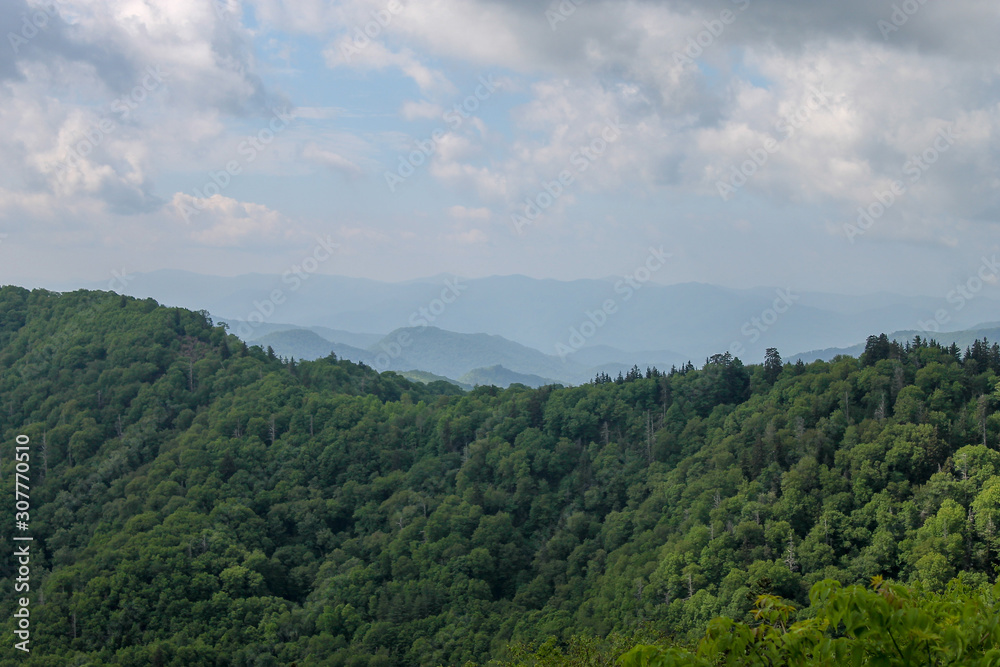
[80,268,1000,387]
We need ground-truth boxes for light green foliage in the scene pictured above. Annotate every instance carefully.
[620,576,1000,666]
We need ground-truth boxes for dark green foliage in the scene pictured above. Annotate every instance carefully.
[763,348,782,385]
[0,287,998,666]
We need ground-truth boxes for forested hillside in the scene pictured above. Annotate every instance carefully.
[1,287,999,666]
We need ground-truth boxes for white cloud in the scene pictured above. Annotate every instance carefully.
[448,228,488,245]
[294,107,346,120]
[447,205,491,220]
[400,100,444,120]
[0,0,290,224]
[170,193,302,246]
[6,0,1000,293]
[323,40,454,96]
[302,143,362,176]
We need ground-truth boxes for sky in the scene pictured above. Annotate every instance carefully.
[1,0,999,298]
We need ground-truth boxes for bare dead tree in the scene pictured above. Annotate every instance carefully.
[179,337,209,391]
[784,534,799,572]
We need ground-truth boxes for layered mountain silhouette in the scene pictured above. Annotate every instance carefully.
[86,270,1000,386]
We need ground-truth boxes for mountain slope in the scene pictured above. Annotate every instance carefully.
[254,328,375,364]
[217,318,385,350]
[239,324,682,386]
[3,286,1000,665]
[458,364,562,388]
[399,369,472,390]
[368,325,591,383]
[790,324,1000,363]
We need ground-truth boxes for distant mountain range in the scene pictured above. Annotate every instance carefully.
[78,269,1000,386]
[399,370,473,391]
[238,324,671,387]
[252,328,373,364]
[246,321,1000,387]
[790,324,1000,363]
[83,270,1000,360]
[247,324,382,350]
[458,365,561,389]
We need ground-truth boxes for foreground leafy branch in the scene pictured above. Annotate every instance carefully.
[620,576,1000,666]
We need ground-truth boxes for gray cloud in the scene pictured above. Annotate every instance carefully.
[2,0,999,294]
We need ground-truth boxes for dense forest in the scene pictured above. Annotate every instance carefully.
[1,286,999,665]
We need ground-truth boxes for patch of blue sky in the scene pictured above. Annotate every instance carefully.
[695,50,770,91]
[730,56,772,89]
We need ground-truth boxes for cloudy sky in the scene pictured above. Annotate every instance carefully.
[1,0,999,297]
